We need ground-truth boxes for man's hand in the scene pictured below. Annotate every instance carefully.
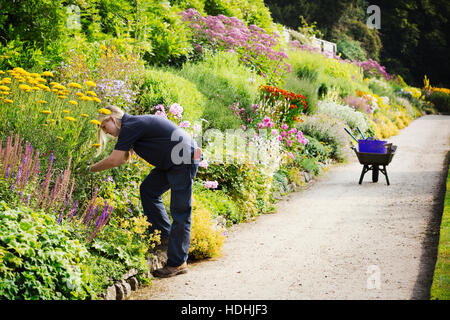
[75,163,92,176]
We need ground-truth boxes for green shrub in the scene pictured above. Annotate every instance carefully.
[0,203,93,300]
[298,113,352,162]
[194,184,244,226]
[300,157,320,175]
[189,196,225,260]
[427,91,450,114]
[196,157,275,218]
[368,78,395,98]
[135,68,206,123]
[336,38,367,62]
[178,51,264,130]
[282,72,319,115]
[302,134,331,163]
[316,100,371,135]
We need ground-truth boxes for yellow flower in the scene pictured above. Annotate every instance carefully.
[40,110,52,114]
[80,113,88,117]
[63,109,70,113]
[90,119,101,126]
[0,71,4,75]
[64,116,76,122]
[37,77,47,83]
[38,100,47,104]
[19,84,32,91]
[86,90,97,97]
[68,82,82,89]
[56,136,64,141]
[93,97,101,103]
[31,86,41,91]
[54,84,67,90]
[42,71,54,77]
[58,95,67,100]
[85,81,96,87]
[3,99,13,103]
[98,108,111,115]
[68,100,78,106]
[1,91,9,95]
[2,78,11,84]
[30,72,40,78]
[100,44,107,51]
[91,143,101,148]
[75,92,84,97]
[0,85,9,91]
[50,82,59,86]
[81,96,92,101]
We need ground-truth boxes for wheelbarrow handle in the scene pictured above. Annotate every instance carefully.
[356,127,365,139]
[344,127,359,143]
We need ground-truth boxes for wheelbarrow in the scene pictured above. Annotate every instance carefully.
[344,127,397,185]
[351,145,397,185]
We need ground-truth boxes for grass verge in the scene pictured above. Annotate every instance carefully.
[430,164,450,300]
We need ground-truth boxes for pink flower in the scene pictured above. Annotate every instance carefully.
[155,110,167,118]
[205,181,218,189]
[281,124,288,130]
[199,160,208,168]
[271,129,278,135]
[240,125,246,130]
[280,131,286,138]
[288,152,294,159]
[169,103,183,117]
[180,121,191,128]
[263,116,271,124]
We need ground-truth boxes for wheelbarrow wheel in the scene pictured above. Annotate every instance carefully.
[372,166,379,182]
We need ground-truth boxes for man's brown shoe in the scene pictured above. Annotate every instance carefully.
[153,261,188,278]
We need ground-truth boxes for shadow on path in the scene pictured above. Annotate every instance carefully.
[411,151,449,299]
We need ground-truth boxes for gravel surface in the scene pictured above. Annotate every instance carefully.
[130,115,450,300]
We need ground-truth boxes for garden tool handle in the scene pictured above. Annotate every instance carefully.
[344,127,359,143]
[357,127,366,139]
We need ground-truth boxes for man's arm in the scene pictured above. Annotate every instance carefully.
[89,150,128,172]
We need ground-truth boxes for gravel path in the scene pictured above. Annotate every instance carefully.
[130,115,450,300]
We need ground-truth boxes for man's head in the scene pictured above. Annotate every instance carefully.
[100,116,121,137]
[96,105,124,156]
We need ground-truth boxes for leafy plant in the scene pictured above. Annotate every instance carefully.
[0,203,93,300]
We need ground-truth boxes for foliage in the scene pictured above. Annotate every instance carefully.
[188,195,226,260]
[0,67,101,172]
[426,91,450,114]
[56,38,145,112]
[0,203,93,300]
[193,184,244,226]
[179,8,290,84]
[356,59,390,81]
[316,100,371,135]
[336,38,367,62]
[135,68,206,123]
[258,85,308,125]
[0,0,71,71]
[282,73,319,115]
[298,113,352,162]
[285,48,366,99]
[196,153,276,218]
[178,51,264,130]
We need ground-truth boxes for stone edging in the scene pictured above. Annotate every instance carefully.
[99,250,167,300]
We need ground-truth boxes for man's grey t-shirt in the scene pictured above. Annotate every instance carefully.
[114,113,197,170]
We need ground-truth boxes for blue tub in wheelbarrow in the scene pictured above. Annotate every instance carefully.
[351,144,397,185]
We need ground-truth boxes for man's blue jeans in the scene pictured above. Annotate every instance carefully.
[140,162,199,267]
